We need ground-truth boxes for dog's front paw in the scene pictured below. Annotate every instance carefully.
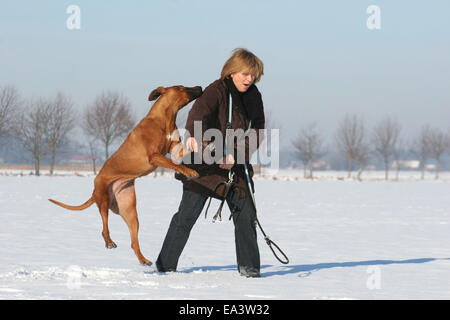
[183,168,199,179]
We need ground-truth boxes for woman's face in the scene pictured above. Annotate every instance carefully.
[230,71,255,92]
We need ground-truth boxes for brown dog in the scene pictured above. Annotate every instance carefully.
[49,85,202,266]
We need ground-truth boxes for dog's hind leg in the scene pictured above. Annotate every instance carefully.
[122,207,151,266]
[99,200,117,249]
[112,179,152,266]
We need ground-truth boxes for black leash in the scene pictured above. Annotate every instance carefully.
[243,163,289,265]
[204,166,289,264]
[204,171,236,222]
[204,94,236,223]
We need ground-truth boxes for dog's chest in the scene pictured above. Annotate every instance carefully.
[162,130,178,152]
[165,129,179,143]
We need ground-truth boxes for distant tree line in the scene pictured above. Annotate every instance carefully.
[2,84,449,180]
[0,84,135,175]
[291,114,450,180]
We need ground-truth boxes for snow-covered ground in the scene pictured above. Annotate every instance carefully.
[0,171,449,300]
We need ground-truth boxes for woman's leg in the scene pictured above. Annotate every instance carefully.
[227,189,261,277]
[156,187,208,272]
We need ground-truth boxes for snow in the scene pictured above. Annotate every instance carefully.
[0,171,449,300]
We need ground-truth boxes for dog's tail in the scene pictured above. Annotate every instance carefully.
[49,197,95,211]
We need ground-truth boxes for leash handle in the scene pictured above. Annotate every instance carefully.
[266,237,290,264]
[258,222,290,265]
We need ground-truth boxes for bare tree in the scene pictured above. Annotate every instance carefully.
[297,146,310,178]
[87,139,99,175]
[372,116,401,180]
[292,122,326,179]
[15,98,52,176]
[427,127,448,180]
[47,92,77,175]
[335,114,366,178]
[82,91,135,160]
[411,125,431,180]
[0,85,21,138]
[392,138,406,181]
[355,142,370,181]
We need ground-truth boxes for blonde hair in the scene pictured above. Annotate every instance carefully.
[221,48,264,83]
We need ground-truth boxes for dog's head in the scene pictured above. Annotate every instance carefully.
[148,85,203,110]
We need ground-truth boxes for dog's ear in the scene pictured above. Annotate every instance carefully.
[148,86,166,101]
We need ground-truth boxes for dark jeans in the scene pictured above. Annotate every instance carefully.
[156,186,260,277]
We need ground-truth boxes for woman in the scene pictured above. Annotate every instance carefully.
[156,48,265,277]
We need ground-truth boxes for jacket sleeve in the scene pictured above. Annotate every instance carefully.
[185,85,220,137]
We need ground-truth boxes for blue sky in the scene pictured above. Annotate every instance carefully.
[1,0,449,147]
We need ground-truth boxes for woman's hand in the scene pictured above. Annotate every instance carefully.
[186,137,235,169]
[219,154,235,170]
[186,137,199,152]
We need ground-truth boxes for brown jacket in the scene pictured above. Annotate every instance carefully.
[175,79,265,199]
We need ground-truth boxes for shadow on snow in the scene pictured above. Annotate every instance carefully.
[180,257,449,277]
